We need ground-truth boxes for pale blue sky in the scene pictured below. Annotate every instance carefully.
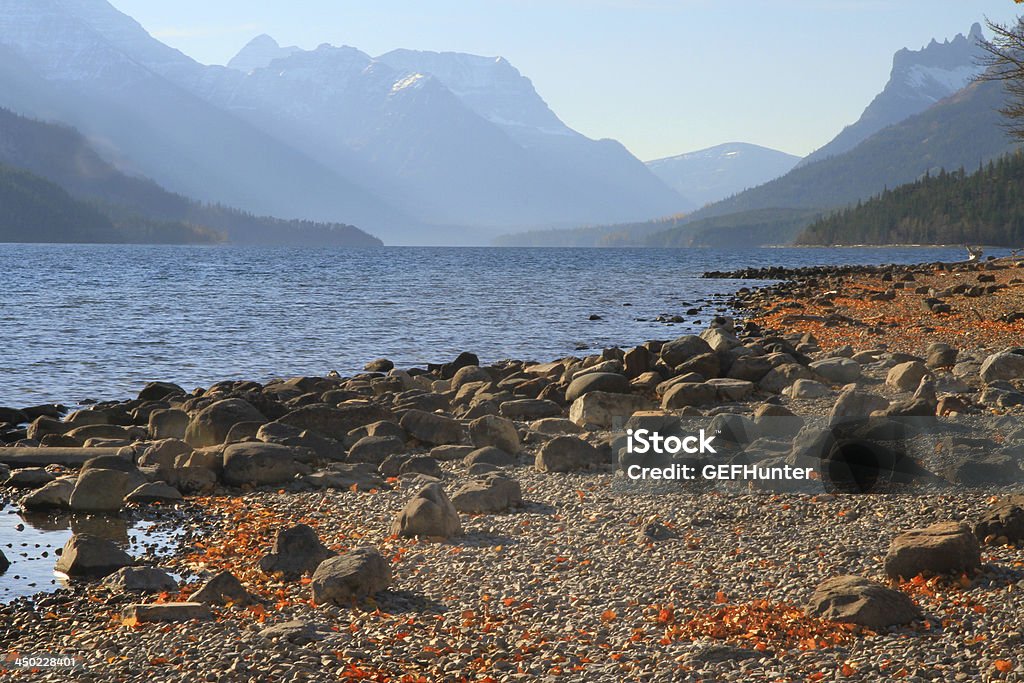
[110,0,1022,161]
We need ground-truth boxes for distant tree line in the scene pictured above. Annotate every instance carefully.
[796,152,1024,246]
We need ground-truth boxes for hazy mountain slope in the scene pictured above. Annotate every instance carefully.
[688,78,1014,222]
[0,161,219,244]
[0,106,383,246]
[0,0,409,236]
[646,143,800,207]
[796,152,1024,246]
[800,24,986,166]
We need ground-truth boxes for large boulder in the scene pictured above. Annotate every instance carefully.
[468,415,521,454]
[399,410,465,446]
[975,497,1024,544]
[222,442,309,487]
[661,336,713,367]
[69,468,144,513]
[102,566,178,593]
[498,399,562,420]
[138,438,192,472]
[536,436,602,472]
[278,404,392,441]
[347,435,405,465]
[259,524,336,580]
[726,355,774,383]
[661,383,716,409]
[121,603,212,623]
[138,381,185,402]
[806,575,922,629]
[707,378,755,402]
[569,391,653,430]
[884,522,981,579]
[185,399,266,448]
[191,570,257,606]
[54,534,132,578]
[148,409,189,440]
[829,385,889,423]
[19,478,75,510]
[757,364,815,394]
[391,483,462,538]
[564,372,629,403]
[980,351,1024,383]
[885,361,931,393]
[451,473,522,514]
[310,548,392,605]
[809,358,861,384]
[125,481,184,505]
[464,446,515,468]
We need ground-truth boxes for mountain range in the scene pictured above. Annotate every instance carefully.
[0,0,687,244]
[646,143,801,208]
[501,23,1015,247]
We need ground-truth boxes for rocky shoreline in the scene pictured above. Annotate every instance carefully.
[2,258,1024,682]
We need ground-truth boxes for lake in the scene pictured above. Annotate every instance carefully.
[0,244,1002,408]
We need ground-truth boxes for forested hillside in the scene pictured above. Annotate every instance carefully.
[0,163,221,243]
[797,152,1024,246]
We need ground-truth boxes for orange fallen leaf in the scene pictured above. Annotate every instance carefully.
[995,660,1013,673]
[600,609,617,623]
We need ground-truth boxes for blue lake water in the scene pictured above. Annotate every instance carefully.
[0,244,1005,408]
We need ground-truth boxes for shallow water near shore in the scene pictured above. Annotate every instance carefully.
[0,244,1006,407]
[0,501,182,603]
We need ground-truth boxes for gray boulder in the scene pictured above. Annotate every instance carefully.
[399,410,465,446]
[464,446,515,468]
[884,522,981,579]
[468,415,521,454]
[980,351,1024,383]
[54,534,132,578]
[536,436,602,472]
[347,435,405,465]
[498,399,562,420]
[102,566,178,593]
[222,442,309,487]
[886,361,931,392]
[829,385,889,423]
[148,409,190,440]
[806,575,922,629]
[565,372,629,403]
[661,383,716,409]
[809,358,861,384]
[20,478,74,510]
[191,570,257,606]
[391,483,462,538]
[451,474,522,514]
[259,524,336,580]
[569,391,653,430]
[125,481,183,505]
[185,399,266,448]
[121,602,212,623]
[310,547,392,605]
[69,468,145,513]
[661,335,713,367]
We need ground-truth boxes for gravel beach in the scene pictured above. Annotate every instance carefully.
[3,257,1024,682]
